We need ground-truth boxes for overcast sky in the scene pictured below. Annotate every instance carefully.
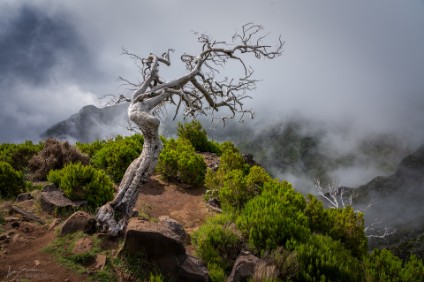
[1,0,424,145]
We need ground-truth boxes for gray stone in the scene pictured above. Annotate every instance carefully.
[228,253,259,282]
[40,190,75,215]
[60,211,96,236]
[158,216,188,243]
[177,254,209,282]
[16,192,33,202]
[41,183,59,192]
[121,218,186,257]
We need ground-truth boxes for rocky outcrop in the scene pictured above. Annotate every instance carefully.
[120,218,208,281]
[39,185,76,215]
[60,211,97,236]
[228,252,259,282]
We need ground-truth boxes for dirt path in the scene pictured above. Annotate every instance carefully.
[0,173,215,281]
[0,203,88,282]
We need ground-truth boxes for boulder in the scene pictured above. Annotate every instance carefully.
[158,216,188,243]
[60,211,97,236]
[40,187,76,215]
[16,192,33,202]
[176,254,209,282]
[228,253,259,282]
[121,218,186,257]
[120,218,208,280]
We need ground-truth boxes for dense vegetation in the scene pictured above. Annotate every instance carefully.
[47,163,114,209]
[1,120,423,281]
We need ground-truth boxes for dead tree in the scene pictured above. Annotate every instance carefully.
[314,178,395,239]
[96,23,283,235]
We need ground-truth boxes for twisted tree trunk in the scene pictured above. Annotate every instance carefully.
[96,100,165,236]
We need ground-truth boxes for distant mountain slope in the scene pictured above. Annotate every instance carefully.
[41,103,129,143]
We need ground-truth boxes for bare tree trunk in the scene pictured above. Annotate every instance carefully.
[96,101,163,236]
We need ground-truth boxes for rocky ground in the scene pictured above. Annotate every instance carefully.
[0,174,214,281]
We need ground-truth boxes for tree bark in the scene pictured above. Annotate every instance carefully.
[96,100,164,236]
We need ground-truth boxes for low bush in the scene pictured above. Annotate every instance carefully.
[0,141,42,172]
[236,179,310,251]
[28,138,89,181]
[91,134,144,183]
[364,249,424,282]
[177,120,221,154]
[0,161,25,199]
[156,138,206,186]
[47,163,114,209]
[192,214,242,273]
[293,234,363,282]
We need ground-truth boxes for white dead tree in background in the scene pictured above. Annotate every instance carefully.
[96,23,283,235]
[314,178,395,239]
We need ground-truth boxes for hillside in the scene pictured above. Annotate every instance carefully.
[0,174,213,281]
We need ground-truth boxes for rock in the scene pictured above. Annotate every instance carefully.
[48,218,61,230]
[228,253,259,282]
[176,254,209,282]
[120,218,186,276]
[60,211,97,236]
[16,192,33,202]
[121,218,186,257]
[40,190,75,215]
[94,254,107,269]
[41,183,59,192]
[158,216,188,243]
[73,237,93,254]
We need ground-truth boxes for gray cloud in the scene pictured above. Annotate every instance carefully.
[1,0,423,150]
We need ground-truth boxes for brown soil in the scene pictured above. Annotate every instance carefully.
[0,164,217,281]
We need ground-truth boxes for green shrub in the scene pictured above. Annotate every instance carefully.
[364,249,424,282]
[156,138,206,186]
[304,194,367,258]
[218,166,271,211]
[0,141,42,172]
[192,214,241,272]
[204,146,249,199]
[327,206,367,258]
[76,139,108,158]
[91,134,144,183]
[294,234,363,282]
[177,120,221,154]
[47,163,114,209]
[237,179,310,251]
[0,161,25,199]
[28,138,89,181]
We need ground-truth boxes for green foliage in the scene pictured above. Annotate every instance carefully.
[208,263,227,282]
[115,251,163,281]
[76,139,108,158]
[218,166,272,211]
[47,163,114,209]
[364,249,424,282]
[192,213,241,272]
[327,207,367,258]
[156,138,206,186]
[91,134,144,183]
[304,195,367,258]
[0,161,25,199]
[0,141,42,171]
[205,147,249,199]
[294,234,363,282]
[44,231,115,281]
[237,179,310,251]
[28,138,89,181]
[177,120,221,154]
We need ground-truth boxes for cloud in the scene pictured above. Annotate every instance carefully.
[0,0,423,147]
